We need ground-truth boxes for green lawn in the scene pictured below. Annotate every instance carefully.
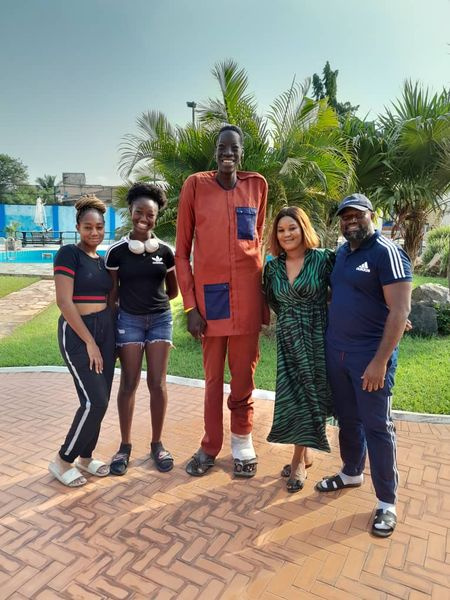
[0,303,62,366]
[394,335,450,414]
[0,275,40,298]
[0,291,448,414]
[412,274,447,288]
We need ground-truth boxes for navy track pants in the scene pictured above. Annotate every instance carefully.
[326,344,399,504]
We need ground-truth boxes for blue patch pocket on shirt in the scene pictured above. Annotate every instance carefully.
[236,207,257,240]
[204,283,230,320]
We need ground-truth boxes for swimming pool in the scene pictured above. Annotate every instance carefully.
[0,248,107,263]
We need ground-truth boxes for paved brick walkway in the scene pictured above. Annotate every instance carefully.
[0,280,55,339]
[1,370,449,599]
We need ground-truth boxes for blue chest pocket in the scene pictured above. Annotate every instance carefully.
[236,207,257,240]
[204,283,230,320]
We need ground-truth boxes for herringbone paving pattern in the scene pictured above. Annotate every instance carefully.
[0,371,449,599]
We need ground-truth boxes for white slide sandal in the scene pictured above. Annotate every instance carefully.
[76,459,110,477]
[48,463,87,487]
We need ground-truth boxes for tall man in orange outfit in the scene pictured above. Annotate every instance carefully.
[175,125,268,478]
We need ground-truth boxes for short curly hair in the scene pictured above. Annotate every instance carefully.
[217,124,244,144]
[126,182,167,210]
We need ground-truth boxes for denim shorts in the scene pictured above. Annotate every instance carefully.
[116,308,173,347]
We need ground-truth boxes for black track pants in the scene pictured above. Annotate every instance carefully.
[57,307,115,463]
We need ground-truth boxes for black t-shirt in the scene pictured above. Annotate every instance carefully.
[105,237,175,314]
[53,244,112,303]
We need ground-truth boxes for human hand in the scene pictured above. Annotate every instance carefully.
[86,341,103,373]
[187,308,206,339]
[404,319,412,333]
[361,358,386,392]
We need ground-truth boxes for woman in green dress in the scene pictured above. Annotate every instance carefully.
[263,206,335,493]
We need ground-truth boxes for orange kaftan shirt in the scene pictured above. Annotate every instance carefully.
[175,171,268,337]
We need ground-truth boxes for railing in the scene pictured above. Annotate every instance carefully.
[0,231,117,247]
[21,231,63,246]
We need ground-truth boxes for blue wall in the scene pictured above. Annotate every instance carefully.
[3,204,52,233]
[0,204,125,242]
[0,204,5,236]
[52,205,59,239]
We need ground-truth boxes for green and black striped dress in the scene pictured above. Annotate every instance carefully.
[263,248,335,452]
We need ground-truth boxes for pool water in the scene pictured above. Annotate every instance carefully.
[0,248,106,263]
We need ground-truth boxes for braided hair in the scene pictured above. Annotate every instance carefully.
[75,194,106,224]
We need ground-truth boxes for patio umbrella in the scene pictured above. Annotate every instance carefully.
[34,197,47,230]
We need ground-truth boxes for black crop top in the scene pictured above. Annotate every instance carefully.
[53,244,112,303]
[105,237,175,314]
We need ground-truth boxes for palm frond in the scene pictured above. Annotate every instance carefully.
[197,59,257,125]
[118,60,359,247]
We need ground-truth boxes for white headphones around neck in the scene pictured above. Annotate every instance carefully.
[127,235,159,254]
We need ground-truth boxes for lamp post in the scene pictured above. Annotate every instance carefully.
[186,101,197,127]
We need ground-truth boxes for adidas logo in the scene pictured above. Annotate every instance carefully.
[151,256,163,264]
[356,261,370,273]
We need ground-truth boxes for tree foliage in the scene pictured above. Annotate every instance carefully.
[373,81,450,263]
[0,154,29,202]
[421,225,450,278]
[312,61,359,119]
[119,59,354,245]
[118,63,449,259]
[36,174,58,204]
[341,82,450,266]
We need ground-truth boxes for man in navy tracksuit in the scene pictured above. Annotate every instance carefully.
[316,194,412,538]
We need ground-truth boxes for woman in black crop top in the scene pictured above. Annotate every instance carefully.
[105,183,178,476]
[48,195,115,487]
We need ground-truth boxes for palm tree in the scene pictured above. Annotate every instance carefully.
[119,115,218,235]
[118,60,355,245]
[373,81,450,264]
[264,78,354,243]
[36,174,57,204]
[197,62,354,232]
[342,116,388,192]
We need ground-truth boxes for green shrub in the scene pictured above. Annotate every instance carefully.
[436,303,450,336]
[422,225,450,276]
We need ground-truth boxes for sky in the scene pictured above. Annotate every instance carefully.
[1,0,449,186]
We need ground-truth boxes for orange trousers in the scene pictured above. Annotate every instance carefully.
[200,333,260,457]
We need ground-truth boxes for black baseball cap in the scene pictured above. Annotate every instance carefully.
[336,193,373,215]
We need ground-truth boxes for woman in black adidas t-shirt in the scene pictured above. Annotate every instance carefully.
[105,183,178,475]
[49,195,115,487]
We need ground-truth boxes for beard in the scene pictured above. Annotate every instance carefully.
[342,225,371,244]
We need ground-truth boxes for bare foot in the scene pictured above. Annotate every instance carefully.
[293,463,307,483]
[286,462,307,493]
